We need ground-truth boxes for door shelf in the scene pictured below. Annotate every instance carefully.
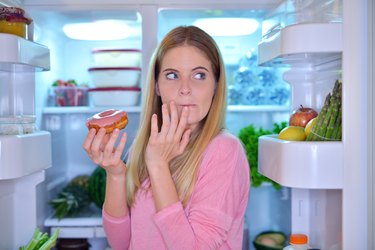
[0,131,52,179]
[258,135,343,189]
[0,33,50,72]
[258,23,342,67]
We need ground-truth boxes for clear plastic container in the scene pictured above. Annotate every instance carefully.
[0,115,38,135]
[0,116,23,135]
[21,115,38,134]
[283,234,310,250]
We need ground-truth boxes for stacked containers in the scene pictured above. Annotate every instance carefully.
[88,49,142,106]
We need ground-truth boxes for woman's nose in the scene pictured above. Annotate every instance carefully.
[179,78,191,95]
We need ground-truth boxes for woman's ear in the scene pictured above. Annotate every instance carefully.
[155,82,161,96]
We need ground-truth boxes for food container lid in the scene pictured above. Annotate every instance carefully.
[92,48,142,53]
[88,67,141,71]
[0,7,32,24]
[88,87,141,92]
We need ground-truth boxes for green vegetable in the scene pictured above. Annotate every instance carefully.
[38,229,60,250]
[19,228,60,250]
[88,166,107,209]
[24,227,41,250]
[307,80,342,141]
[49,175,91,220]
[238,122,287,189]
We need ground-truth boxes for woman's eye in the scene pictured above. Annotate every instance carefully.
[166,72,178,80]
[194,72,206,80]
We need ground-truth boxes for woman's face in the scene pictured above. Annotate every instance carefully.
[156,45,216,130]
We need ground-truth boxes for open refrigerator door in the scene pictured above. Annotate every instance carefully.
[257,0,343,248]
[0,2,52,249]
[258,0,370,249]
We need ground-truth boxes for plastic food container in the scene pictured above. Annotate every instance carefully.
[0,7,32,39]
[89,87,141,106]
[88,67,141,88]
[0,115,37,135]
[52,86,89,106]
[92,49,142,67]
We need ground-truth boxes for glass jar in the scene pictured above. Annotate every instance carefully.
[0,7,32,39]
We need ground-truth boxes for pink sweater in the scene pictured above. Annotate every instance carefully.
[102,132,250,250]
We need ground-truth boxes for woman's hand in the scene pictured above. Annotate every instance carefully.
[145,101,191,172]
[83,128,128,176]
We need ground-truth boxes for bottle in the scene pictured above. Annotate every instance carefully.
[283,234,310,250]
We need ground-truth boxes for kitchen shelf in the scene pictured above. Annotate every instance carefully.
[258,135,343,189]
[258,23,342,67]
[0,33,50,72]
[0,131,52,180]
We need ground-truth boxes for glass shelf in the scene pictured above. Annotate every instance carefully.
[43,106,142,114]
[45,205,106,239]
[42,105,289,115]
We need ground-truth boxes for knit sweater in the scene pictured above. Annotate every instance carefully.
[102,131,250,250]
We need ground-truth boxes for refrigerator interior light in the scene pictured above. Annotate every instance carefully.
[62,20,131,41]
[193,18,259,37]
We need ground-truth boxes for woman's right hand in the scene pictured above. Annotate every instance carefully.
[82,127,128,176]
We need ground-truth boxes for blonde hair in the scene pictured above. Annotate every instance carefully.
[126,26,227,207]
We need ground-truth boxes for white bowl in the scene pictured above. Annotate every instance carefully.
[89,87,141,106]
[88,67,141,88]
[92,49,142,67]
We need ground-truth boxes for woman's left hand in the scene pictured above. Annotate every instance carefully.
[145,101,191,171]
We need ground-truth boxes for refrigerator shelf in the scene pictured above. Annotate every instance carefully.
[45,205,106,239]
[258,134,343,189]
[0,33,50,72]
[258,23,342,67]
[0,131,52,179]
[42,105,290,114]
[43,106,142,114]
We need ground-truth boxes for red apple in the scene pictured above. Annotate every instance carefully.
[289,105,318,128]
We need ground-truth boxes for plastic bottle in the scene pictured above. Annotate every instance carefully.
[283,234,310,250]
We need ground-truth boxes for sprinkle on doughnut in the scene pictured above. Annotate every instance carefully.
[86,109,128,134]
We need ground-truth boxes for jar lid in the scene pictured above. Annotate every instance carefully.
[0,7,32,24]
[290,234,308,244]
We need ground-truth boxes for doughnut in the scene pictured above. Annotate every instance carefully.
[86,109,128,134]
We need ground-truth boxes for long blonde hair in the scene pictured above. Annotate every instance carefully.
[126,26,227,207]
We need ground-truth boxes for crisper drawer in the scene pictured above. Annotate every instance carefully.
[0,131,52,179]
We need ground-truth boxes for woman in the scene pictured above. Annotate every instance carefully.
[83,25,250,249]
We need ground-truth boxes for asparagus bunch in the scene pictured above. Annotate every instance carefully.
[306,80,342,141]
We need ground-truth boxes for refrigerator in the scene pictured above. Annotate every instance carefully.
[0,0,372,249]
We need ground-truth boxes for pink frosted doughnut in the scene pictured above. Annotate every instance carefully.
[86,109,128,133]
